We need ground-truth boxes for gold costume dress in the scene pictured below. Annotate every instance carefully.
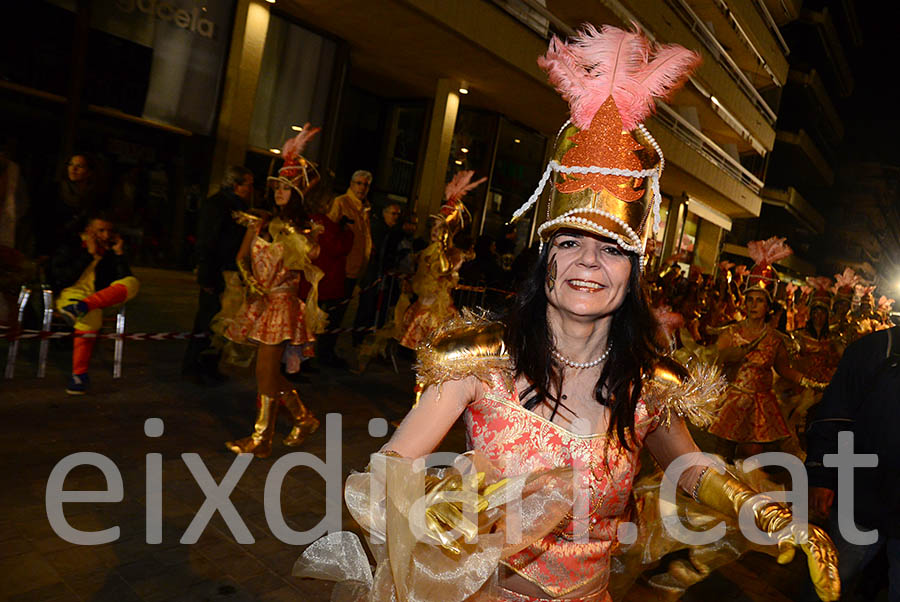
[397,241,469,350]
[295,314,726,602]
[213,213,326,366]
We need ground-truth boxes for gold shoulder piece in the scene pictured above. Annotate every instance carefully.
[643,356,725,428]
[415,309,512,395]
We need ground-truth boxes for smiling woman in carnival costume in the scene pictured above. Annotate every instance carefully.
[296,26,839,602]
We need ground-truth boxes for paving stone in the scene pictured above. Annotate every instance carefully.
[0,551,63,596]
[5,580,78,602]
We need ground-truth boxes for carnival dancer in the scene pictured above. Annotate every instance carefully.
[877,295,896,329]
[394,171,483,350]
[708,238,828,459]
[850,285,880,341]
[296,25,838,602]
[218,126,326,458]
[829,267,858,343]
[793,278,843,383]
[782,277,843,439]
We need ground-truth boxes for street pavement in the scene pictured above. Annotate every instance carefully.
[0,267,858,601]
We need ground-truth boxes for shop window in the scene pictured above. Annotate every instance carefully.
[249,15,336,161]
[445,109,499,231]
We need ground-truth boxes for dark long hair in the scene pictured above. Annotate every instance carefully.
[805,305,829,339]
[504,237,663,449]
[272,170,333,231]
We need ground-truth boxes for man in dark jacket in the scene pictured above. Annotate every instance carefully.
[49,214,139,394]
[352,202,403,346]
[182,166,253,382]
[805,325,900,600]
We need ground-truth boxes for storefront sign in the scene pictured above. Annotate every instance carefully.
[114,0,216,39]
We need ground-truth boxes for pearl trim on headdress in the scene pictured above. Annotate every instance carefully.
[511,124,666,241]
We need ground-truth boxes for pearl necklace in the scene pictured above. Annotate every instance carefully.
[551,343,612,369]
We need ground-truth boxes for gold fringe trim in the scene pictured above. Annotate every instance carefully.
[643,359,726,428]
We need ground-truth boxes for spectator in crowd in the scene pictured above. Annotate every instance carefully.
[307,176,353,367]
[182,166,254,384]
[48,213,140,394]
[352,202,403,345]
[328,170,373,297]
[392,212,420,275]
[41,153,105,256]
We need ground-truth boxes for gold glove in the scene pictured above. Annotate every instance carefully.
[696,470,839,601]
[422,471,508,555]
[799,375,828,392]
[237,258,268,297]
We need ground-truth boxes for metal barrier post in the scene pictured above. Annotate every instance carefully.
[37,285,53,378]
[113,305,126,378]
[4,286,31,379]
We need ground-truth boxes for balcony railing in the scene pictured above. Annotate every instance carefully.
[665,0,778,124]
[655,102,764,193]
[750,0,791,56]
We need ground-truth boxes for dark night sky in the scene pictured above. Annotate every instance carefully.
[837,2,900,165]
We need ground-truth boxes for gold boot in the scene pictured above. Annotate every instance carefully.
[225,394,279,458]
[280,390,319,446]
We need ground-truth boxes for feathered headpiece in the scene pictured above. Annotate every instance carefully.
[832,268,859,302]
[511,24,700,263]
[855,284,876,308]
[806,276,832,310]
[877,295,895,316]
[745,237,792,300]
[268,123,322,198]
[433,170,486,242]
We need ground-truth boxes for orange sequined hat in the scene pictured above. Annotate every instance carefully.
[511,25,700,260]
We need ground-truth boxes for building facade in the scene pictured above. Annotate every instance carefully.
[3,0,880,280]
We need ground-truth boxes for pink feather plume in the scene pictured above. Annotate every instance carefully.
[878,296,895,312]
[445,170,487,202]
[747,236,792,267]
[800,285,813,297]
[735,265,749,276]
[806,276,832,292]
[538,24,700,130]
[281,123,321,161]
[832,268,859,293]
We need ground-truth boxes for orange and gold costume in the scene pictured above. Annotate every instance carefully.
[708,325,791,443]
[397,243,470,350]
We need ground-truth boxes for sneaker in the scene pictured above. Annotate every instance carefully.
[66,373,90,395]
[59,300,89,327]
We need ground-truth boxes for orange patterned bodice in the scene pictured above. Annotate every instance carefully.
[464,370,663,598]
[708,324,790,442]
